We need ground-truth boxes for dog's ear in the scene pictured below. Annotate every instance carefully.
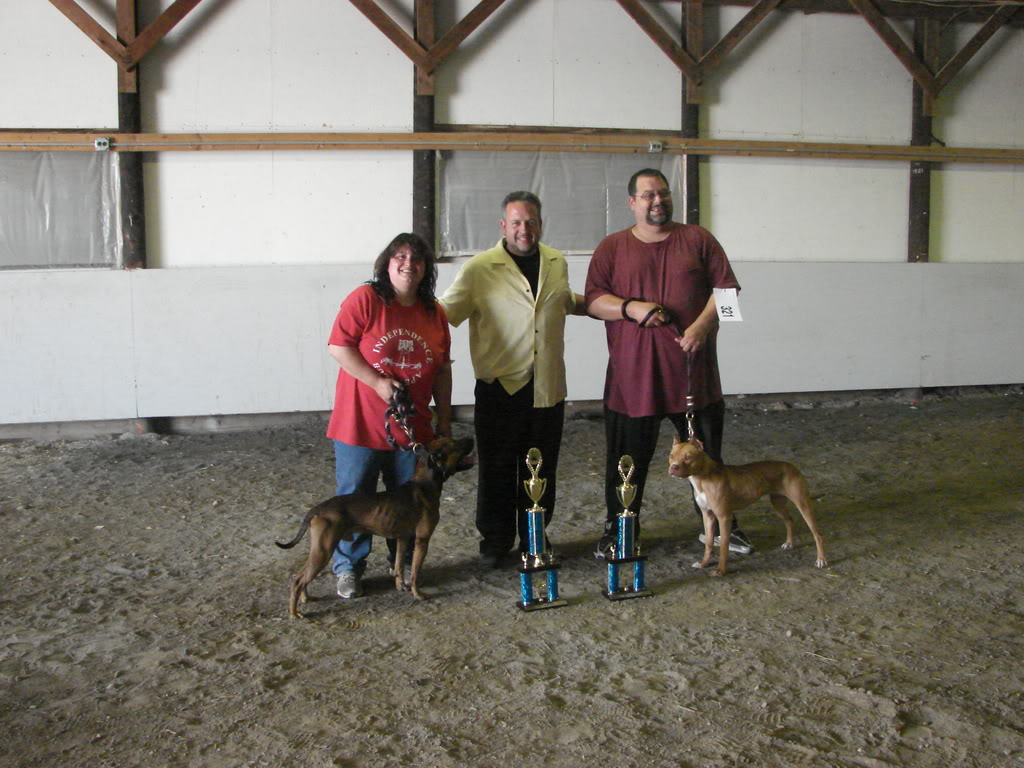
[672,435,682,445]
[689,437,704,451]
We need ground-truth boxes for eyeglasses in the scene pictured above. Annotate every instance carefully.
[391,252,425,263]
[634,190,672,202]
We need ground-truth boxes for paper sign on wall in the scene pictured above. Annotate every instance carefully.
[714,288,742,322]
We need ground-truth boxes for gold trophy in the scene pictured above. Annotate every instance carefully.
[603,455,654,600]
[516,448,567,611]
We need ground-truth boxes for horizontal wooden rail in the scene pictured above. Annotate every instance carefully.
[1,131,1022,165]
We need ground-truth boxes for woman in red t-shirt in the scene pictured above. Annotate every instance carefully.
[325,233,452,599]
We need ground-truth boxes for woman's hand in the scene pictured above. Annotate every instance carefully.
[372,376,400,403]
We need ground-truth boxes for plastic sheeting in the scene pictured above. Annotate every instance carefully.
[438,151,682,256]
[0,152,119,269]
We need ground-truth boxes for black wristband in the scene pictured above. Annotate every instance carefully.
[620,297,642,321]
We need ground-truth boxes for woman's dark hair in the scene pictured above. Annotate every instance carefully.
[368,232,438,311]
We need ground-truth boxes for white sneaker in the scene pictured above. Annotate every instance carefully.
[698,530,754,555]
[336,570,363,599]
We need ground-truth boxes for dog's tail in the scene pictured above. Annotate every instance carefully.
[275,506,319,549]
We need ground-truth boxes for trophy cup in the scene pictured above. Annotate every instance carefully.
[603,455,654,601]
[516,448,568,611]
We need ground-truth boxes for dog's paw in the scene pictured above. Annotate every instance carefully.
[780,541,793,550]
[815,559,828,568]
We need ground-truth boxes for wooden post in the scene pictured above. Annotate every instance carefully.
[117,0,146,270]
[908,19,938,263]
[681,0,702,225]
[413,0,436,250]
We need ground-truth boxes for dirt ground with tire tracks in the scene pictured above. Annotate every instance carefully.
[2,386,1023,768]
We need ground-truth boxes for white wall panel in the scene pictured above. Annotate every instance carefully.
[931,29,1023,264]
[2,263,1022,425]
[141,0,412,131]
[933,165,1023,263]
[0,271,136,423]
[919,264,1024,386]
[0,2,117,128]
[132,266,349,417]
[145,152,413,267]
[718,263,923,394]
[799,14,911,142]
[707,9,911,142]
[707,157,909,262]
[939,26,1023,147]
[551,0,681,130]
[436,0,555,126]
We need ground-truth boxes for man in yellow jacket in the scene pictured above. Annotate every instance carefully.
[441,191,585,567]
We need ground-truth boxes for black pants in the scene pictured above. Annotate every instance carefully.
[474,379,565,555]
[603,401,735,534]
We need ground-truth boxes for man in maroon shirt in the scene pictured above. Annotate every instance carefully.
[584,168,753,559]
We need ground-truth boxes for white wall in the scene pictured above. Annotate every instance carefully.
[0,1,1022,428]
[4,262,1023,425]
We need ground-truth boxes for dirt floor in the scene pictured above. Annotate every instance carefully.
[2,387,1023,768]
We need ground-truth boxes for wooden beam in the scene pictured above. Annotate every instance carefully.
[615,0,702,82]
[125,0,205,68]
[347,0,430,69]
[117,0,147,269]
[684,0,703,102]
[908,19,938,264]
[701,0,1024,27]
[415,0,436,94]
[682,0,702,224]
[424,0,508,72]
[413,0,436,248]
[51,0,205,70]
[700,0,783,72]
[934,4,1022,93]
[4,131,1024,165]
[116,0,138,92]
[847,0,937,99]
[49,0,129,66]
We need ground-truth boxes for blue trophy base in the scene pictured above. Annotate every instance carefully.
[516,562,568,611]
[603,554,654,601]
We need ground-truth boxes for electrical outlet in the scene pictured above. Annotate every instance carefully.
[94,138,110,152]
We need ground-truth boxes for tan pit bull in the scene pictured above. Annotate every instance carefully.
[276,436,475,618]
[668,436,827,576]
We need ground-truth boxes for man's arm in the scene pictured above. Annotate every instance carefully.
[437,264,474,327]
[586,294,670,328]
[571,292,588,316]
[674,294,719,353]
[431,361,453,437]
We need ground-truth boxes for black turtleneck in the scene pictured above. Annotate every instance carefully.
[504,241,539,298]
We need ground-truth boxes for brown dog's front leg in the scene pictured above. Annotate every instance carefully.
[392,538,409,593]
[716,510,733,576]
[696,509,717,570]
[408,538,430,600]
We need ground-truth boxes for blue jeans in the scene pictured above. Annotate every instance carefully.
[330,440,418,575]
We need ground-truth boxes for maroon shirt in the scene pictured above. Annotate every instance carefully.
[585,224,740,417]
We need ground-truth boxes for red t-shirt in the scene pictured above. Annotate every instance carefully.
[585,224,741,417]
[326,285,451,450]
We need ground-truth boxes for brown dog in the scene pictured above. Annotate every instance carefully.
[668,436,827,576]
[277,436,475,618]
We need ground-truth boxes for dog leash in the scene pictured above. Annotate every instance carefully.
[384,383,418,450]
[657,307,698,440]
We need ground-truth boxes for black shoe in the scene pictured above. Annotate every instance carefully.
[479,550,505,569]
[594,534,614,560]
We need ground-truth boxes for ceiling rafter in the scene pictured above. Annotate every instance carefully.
[347,0,509,74]
[48,0,204,70]
[46,0,1021,112]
